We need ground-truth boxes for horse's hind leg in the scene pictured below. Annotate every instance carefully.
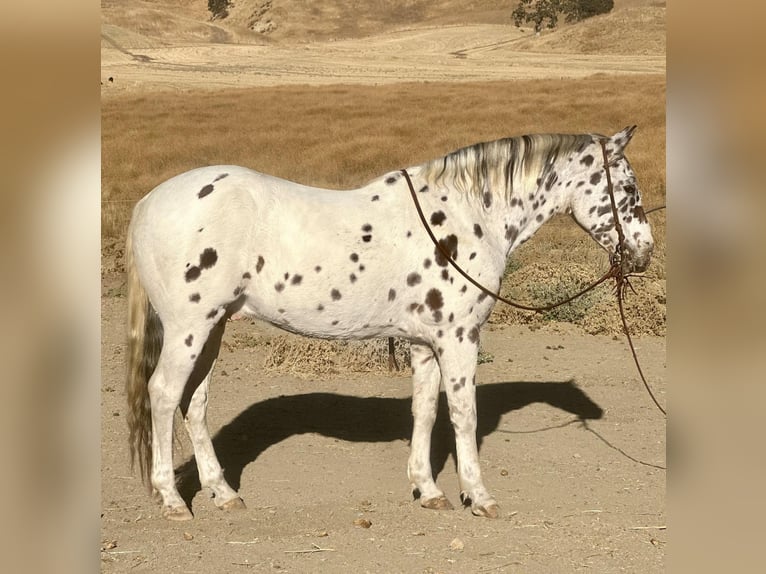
[408,344,453,510]
[180,317,244,511]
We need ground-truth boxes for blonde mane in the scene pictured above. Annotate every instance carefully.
[420,133,594,202]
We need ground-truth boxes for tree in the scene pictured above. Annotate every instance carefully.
[512,0,614,32]
[208,0,231,20]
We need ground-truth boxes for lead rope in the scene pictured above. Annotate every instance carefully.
[394,147,666,417]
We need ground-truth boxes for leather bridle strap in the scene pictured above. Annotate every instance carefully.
[399,168,616,313]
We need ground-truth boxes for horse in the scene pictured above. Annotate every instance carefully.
[125,126,653,521]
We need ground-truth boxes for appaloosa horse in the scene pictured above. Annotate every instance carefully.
[126,126,653,520]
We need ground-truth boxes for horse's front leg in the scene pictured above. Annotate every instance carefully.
[439,340,499,518]
[408,343,453,510]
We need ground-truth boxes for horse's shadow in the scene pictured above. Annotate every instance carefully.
[175,379,603,507]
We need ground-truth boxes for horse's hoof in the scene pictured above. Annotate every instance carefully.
[472,503,500,519]
[421,495,454,510]
[220,496,247,512]
[162,505,193,521]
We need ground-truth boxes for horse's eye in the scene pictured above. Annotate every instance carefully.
[624,184,636,195]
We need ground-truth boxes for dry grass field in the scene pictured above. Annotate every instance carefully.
[101,3,666,572]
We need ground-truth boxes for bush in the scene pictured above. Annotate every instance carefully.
[208,0,231,20]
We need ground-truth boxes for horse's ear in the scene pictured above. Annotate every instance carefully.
[610,125,637,155]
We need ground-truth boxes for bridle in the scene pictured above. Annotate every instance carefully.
[398,139,666,416]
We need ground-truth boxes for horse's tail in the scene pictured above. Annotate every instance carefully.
[125,227,163,488]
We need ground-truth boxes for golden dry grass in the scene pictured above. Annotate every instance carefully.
[102,75,665,335]
[102,75,665,240]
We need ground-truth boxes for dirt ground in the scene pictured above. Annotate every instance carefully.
[101,12,666,573]
[101,285,666,573]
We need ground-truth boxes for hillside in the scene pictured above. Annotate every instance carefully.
[101,0,665,55]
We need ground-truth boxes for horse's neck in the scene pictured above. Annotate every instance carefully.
[496,166,570,256]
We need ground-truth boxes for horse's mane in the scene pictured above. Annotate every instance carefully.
[419,133,595,203]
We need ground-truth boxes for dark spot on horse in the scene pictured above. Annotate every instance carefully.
[453,377,466,391]
[388,288,396,301]
[483,192,492,208]
[385,176,398,185]
[437,330,443,338]
[437,347,443,356]
[532,201,539,210]
[634,205,648,223]
[448,312,454,322]
[242,272,251,279]
[199,248,217,269]
[206,309,218,319]
[419,185,429,193]
[441,269,449,281]
[433,310,443,322]
[191,354,196,360]
[233,286,243,296]
[441,196,448,202]
[590,172,602,185]
[597,204,612,216]
[469,252,476,260]
[371,195,380,201]
[198,184,214,198]
[584,188,592,195]
[423,258,432,269]
[474,224,483,238]
[315,266,322,273]
[425,289,444,311]
[332,320,339,325]
[409,302,419,313]
[506,226,519,243]
[198,228,204,233]
[350,273,357,283]
[406,231,412,238]
[581,155,594,167]
[362,224,373,233]
[185,334,193,347]
[430,211,446,226]
[278,308,285,314]
[478,292,488,303]
[256,256,265,273]
[362,235,372,242]
[359,264,365,272]
[317,304,324,311]
[456,327,464,341]
[213,173,229,182]
[284,273,289,280]
[185,266,201,282]
[460,285,467,294]
[577,181,585,187]
[468,327,480,344]
[189,293,201,303]
[291,274,303,285]
[350,253,359,262]
[510,197,520,207]
[407,272,421,286]
[331,289,342,301]
[536,214,544,222]
[435,234,458,266]
[275,282,285,292]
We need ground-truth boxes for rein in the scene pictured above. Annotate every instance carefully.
[398,142,666,416]
[399,169,616,312]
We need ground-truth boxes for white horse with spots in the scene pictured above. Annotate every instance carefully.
[126,126,653,520]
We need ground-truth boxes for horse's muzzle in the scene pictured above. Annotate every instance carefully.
[619,244,653,274]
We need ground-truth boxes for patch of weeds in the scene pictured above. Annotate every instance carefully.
[477,348,494,364]
[230,332,267,349]
[504,257,523,277]
[526,279,604,323]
